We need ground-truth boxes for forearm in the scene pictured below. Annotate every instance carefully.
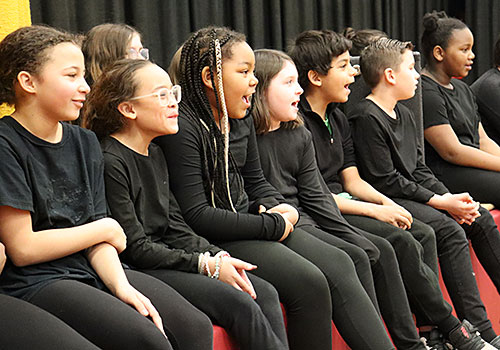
[442,144,500,171]
[2,214,118,267]
[480,137,500,157]
[333,194,379,217]
[342,178,388,206]
[86,242,129,295]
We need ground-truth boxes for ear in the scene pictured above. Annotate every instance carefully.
[16,71,37,94]
[201,66,213,90]
[383,68,397,86]
[432,45,445,62]
[307,70,322,87]
[117,101,137,120]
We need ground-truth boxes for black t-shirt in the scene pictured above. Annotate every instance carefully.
[349,99,448,203]
[471,68,500,145]
[299,98,356,194]
[256,125,379,259]
[155,113,286,242]
[102,137,220,272]
[0,116,105,300]
[422,75,481,175]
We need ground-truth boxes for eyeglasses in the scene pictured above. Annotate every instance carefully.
[352,64,361,76]
[129,86,182,106]
[128,48,149,60]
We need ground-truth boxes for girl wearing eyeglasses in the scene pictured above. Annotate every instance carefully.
[82,23,149,87]
[83,58,288,350]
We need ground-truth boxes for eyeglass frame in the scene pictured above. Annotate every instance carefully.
[129,86,182,106]
[128,47,150,60]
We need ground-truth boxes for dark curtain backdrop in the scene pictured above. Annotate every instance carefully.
[29,0,497,82]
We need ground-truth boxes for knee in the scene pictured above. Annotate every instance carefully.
[435,218,468,249]
[294,263,331,302]
[373,237,398,265]
[343,245,372,272]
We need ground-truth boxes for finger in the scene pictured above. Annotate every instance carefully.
[234,271,256,299]
[398,215,412,228]
[258,205,267,214]
[137,294,166,336]
[230,258,257,271]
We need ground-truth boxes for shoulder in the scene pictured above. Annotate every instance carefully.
[65,123,101,151]
[349,99,381,121]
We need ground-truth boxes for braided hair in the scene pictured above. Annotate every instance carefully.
[179,26,246,211]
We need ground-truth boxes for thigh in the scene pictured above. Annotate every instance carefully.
[0,293,99,350]
[140,269,262,324]
[438,163,500,207]
[125,269,213,350]
[29,279,172,350]
[394,198,468,246]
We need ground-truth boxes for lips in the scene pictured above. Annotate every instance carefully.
[73,100,85,108]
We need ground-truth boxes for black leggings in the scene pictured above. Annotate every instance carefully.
[0,293,99,349]
[301,224,425,350]
[433,162,500,208]
[396,199,500,341]
[344,215,459,334]
[28,270,213,350]
[140,269,287,350]
[221,228,395,350]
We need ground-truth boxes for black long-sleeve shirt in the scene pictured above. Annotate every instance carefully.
[102,137,220,272]
[299,98,356,194]
[349,99,448,203]
[156,114,286,242]
[256,125,379,259]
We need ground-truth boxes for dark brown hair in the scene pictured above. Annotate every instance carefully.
[288,29,352,92]
[343,27,388,56]
[0,25,78,106]
[253,49,303,135]
[360,38,414,89]
[82,23,140,85]
[82,59,153,139]
[168,45,183,86]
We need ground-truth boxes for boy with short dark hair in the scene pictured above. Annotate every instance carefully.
[348,37,500,350]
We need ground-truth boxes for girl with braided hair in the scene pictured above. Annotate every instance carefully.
[156,26,390,350]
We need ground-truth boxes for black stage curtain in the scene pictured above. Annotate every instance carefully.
[29,0,497,82]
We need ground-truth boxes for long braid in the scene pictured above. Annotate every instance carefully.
[179,26,245,211]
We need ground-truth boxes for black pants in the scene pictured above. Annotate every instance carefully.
[0,293,100,349]
[301,224,425,350]
[28,270,213,350]
[396,198,500,340]
[141,269,287,350]
[434,162,500,208]
[344,215,459,334]
[221,228,395,350]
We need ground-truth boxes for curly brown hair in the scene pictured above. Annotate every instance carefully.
[82,59,153,140]
[0,25,78,106]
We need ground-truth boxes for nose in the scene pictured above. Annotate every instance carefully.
[250,72,258,87]
[80,78,90,94]
[296,83,304,95]
[470,50,475,60]
[351,64,360,76]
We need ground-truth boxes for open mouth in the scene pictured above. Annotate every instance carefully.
[242,95,251,107]
[291,101,299,109]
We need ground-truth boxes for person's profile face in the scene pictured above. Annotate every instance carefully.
[265,60,303,129]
